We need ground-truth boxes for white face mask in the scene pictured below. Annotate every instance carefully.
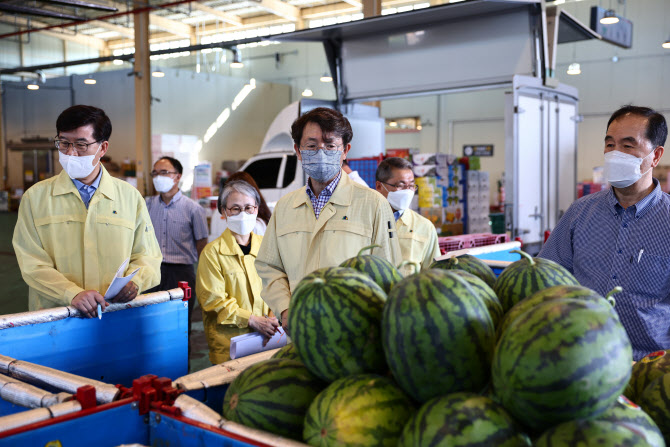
[603,150,655,189]
[227,212,257,236]
[153,175,175,193]
[58,144,101,180]
[386,189,415,211]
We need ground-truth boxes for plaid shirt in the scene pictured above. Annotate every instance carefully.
[306,170,342,219]
[539,179,670,360]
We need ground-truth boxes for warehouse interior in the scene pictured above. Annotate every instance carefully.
[0,0,669,443]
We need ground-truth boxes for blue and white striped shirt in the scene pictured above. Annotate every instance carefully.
[306,170,342,220]
[145,191,209,265]
[539,179,670,360]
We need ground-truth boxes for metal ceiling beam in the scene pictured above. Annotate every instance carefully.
[89,20,135,38]
[190,2,242,27]
[149,14,193,37]
[42,0,118,12]
[0,3,86,21]
[4,16,107,50]
[255,0,300,22]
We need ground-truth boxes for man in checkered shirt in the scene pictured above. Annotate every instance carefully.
[539,105,669,361]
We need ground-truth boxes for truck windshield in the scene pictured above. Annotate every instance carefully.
[243,157,282,189]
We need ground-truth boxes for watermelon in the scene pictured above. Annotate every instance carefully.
[596,395,665,447]
[430,254,497,289]
[627,350,670,402]
[496,285,615,339]
[271,343,300,361]
[398,392,531,447]
[534,419,651,447]
[382,269,496,403]
[222,358,325,440]
[303,374,415,447]
[447,270,504,328]
[492,298,632,431]
[289,266,387,382]
[494,250,579,312]
[638,372,670,440]
[340,244,403,294]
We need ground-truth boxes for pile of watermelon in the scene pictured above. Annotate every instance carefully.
[221,248,668,446]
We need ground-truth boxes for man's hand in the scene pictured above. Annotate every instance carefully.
[110,281,139,303]
[71,290,108,318]
[280,309,289,337]
[248,315,280,345]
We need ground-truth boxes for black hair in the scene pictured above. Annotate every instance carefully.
[291,107,353,147]
[56,105,112,142]
[376,157,413,183]
[607,105,668,148]
[158,156,183,174]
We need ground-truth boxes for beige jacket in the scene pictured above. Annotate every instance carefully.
[396,209,441,275]
[255,171,401,317]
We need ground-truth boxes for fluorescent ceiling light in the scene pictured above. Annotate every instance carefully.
[84,77,96,85]
[301,88,313,97]
[152,70,165,78]
[320,73,333,82]
[567,62,581,75]
[600,9,619,25]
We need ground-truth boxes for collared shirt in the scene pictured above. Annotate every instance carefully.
[146,191,208,265]
[305,170,342,219]
[396,208,441,275]
[538,179,670,360]
[393,210,403,221]
[72,169,102,209]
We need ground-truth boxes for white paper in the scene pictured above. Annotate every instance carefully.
[230,329,288,360]
[104,258,140,299]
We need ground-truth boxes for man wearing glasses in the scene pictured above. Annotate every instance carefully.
[145,156,208,335]
[376,157,440,275]
[13,105,162,317]
[256,107,401,333]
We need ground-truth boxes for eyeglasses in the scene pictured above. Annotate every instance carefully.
[150,170,178,177]
[226,205,258,216]
[300,143,342,151]
[382,181,418,192]
[54,138,101,155]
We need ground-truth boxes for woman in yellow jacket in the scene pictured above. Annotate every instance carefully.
[196,180,279,364]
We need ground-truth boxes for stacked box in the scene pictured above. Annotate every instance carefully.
[465,170,492,234]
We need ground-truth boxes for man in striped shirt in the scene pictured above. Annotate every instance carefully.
[539,105,669,360]
[146,156,208,335]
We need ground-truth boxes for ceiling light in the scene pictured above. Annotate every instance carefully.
[230,49,244,68]
[417,124,422,130]
[113,59,123,65]
[663,37,670,49]
[152,70,165,78]
[84,76,96,85]
[567,62,581,75]
[320,73,333,83]
[600,9,619,25]
[301,87,313,97]
[27,84,39,90]
[389,121,398,127]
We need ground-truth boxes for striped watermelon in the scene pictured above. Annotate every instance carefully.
[398,392,531,447]
[303,374,415,447]
[534,419,651,446]
[494,250,579,312]
[492,298,632,431]
[447,270,504,328]
[340,244,403,294]
[496,285,615,339]
[222,358,325,440]
[638,372,670,439]
[626,350,670,403]
[597,395,665,447]
[430,254,497,289]
[271,343,300,361]
[289,266,387,382]
[382,269,496,403]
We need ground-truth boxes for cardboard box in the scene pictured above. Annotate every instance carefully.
[419,207,443,229]
[413,164,438,177]
[440,223,463,236]
[412,153,438,166]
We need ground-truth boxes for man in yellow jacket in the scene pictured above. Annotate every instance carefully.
[256,107,401,333]
[13,105,162,316]
[375,157,440,275]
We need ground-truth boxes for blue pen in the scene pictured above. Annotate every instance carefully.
[97,304,102,320]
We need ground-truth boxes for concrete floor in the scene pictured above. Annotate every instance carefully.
[0,212,212,374]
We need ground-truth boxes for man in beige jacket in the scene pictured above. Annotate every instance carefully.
[255,107,401,332]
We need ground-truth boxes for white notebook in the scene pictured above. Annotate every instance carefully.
[230,329,288,359]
